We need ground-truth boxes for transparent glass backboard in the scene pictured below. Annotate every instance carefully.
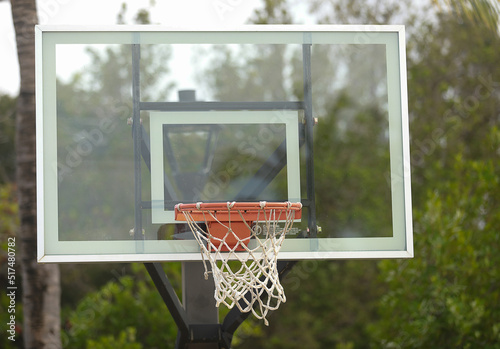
[36,25,412,262]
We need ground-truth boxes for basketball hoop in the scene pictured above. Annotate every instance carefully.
[175,201,302,325]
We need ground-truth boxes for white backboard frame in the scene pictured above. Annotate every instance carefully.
[36,25,413,263]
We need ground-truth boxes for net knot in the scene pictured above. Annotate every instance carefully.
[227,201,235,210]
[259,201,267,209]
[196,202,202,210]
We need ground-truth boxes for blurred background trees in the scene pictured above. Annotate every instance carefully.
[1,0,500,348]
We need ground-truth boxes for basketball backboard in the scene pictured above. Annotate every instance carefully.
[36,25,412,263]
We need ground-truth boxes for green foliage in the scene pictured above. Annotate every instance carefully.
[0,94,16,184]
[407,12,500,205]
[61,260,265,349]
[54,37,173,242]
[86,327,143,349]
[371,136,500,347]
[63,263,181,349]
[368,5,500,347]
[0,183,18,237]
[309,0,416,25]
[251,0,293,24]
[60,264,134,308]
[117,1,156,25]
[432,0,500,33]
[200,43,293,102]
[314,92,392,238]
[239,260,384,349]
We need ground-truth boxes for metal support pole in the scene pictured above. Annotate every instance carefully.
[140,100,303,112]
[132,43,144,251]
[177,90,219,332]
[302,43,317,237]
[182,262,218,324]
[144,263,190,337]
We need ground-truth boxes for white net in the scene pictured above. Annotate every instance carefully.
[176,201,302,325]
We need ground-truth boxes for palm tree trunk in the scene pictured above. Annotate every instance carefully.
[10,1,61,348]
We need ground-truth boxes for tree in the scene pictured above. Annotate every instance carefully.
[369,3,500,347]
[403,7,500,206]
[62,260,264,348]
[432,0,500,33]
[371,137,500,348]
[10,1,62,348]
[251,0,293,24]
[63,264,180,349]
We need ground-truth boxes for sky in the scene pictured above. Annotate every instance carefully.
[0,0,264,96]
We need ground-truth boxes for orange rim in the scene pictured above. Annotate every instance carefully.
[174,201,302,222]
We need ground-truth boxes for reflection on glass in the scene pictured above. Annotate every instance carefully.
[55,41,392,241]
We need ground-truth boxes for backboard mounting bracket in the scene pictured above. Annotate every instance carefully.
[144,261,297,349]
